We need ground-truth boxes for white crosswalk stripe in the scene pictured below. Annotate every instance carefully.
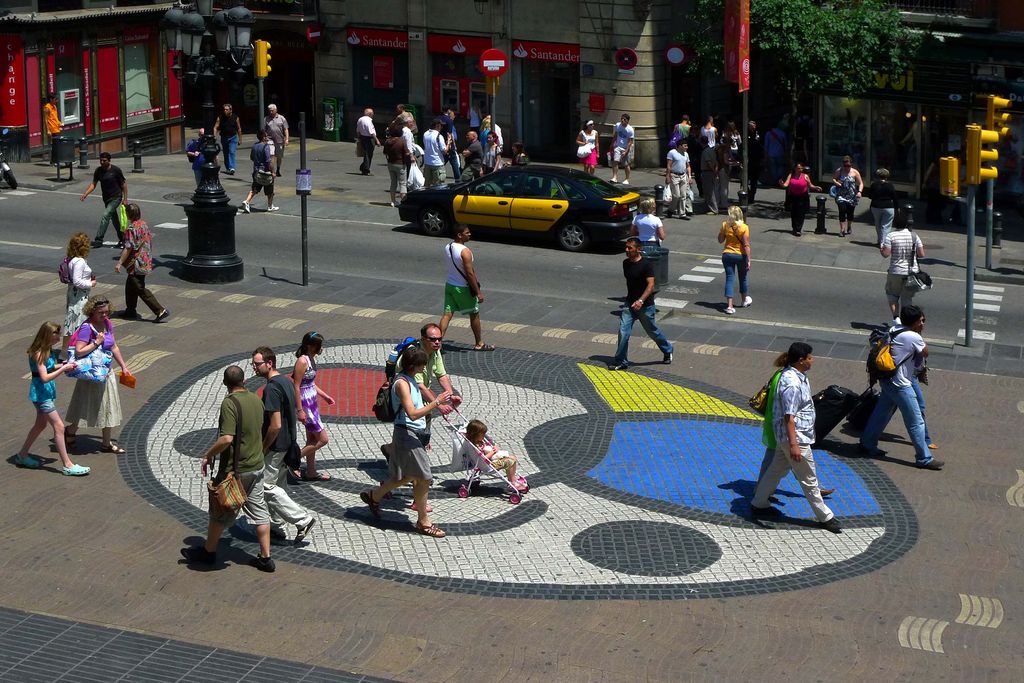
[3,190,36,197]
[972,303,1001,312]
[974,284,1004,293]
[973,293,1003,302]
[691,266,721,274]
[657,299,688,309]
[154,222,188,230]
[958,328,996,342]
[679,274,715,283]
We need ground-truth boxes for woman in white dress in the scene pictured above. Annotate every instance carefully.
[62,232,95,352]
[576,120,599,175]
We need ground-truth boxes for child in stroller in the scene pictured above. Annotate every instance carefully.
[455,419,529,496]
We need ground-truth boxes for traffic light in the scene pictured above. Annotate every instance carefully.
[985,95,1011,138]
[254,39,271,78]
[964,124,999,186]
[939,156,959,197]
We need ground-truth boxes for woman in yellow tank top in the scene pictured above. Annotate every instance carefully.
[717,205,752,314]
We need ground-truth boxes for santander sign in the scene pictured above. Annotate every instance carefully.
[345,28,409,50]
[512,40,580,64]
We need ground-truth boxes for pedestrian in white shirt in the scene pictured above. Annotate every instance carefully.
[356,108,380,176]
[422,119,449,188]
[665,139,693,218]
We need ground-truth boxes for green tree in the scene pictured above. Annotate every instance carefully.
[680,0,922,137]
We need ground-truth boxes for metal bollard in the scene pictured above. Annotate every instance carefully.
[815,194,827,233]
[737,189,748,210]
[654,184,665,217]
[899,201,914,228]
[131,140,145,173]
[77,138,89,169]
[993,210,1002,248]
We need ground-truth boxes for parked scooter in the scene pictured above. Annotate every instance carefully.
[0,128,17,189]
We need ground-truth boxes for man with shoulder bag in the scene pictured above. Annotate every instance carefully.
[239,130,278,215]
[182,365,276,572]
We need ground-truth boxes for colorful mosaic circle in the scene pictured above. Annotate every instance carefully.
[119,340,917,600]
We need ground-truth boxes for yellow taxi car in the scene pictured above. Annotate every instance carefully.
[398,165,641,251]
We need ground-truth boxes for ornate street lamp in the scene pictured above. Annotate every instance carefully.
[163,1,254,284]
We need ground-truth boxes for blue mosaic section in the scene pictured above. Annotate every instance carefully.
[587,419,882,520]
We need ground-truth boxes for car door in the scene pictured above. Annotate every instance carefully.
[508,171,570,233]
[451,172,518,229]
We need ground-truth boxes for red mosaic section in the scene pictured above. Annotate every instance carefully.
[314,367,385,417]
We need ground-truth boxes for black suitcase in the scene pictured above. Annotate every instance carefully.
[846,388,879,432]
[812,385,860,444]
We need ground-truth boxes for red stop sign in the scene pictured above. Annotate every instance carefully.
[614,48,638,71]
[479,48,509,77]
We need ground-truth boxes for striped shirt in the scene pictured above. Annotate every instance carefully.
[772,366,816,445]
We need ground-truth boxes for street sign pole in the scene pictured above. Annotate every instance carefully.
[965,184,975,347]
[299,112,308,287]
[257,77,265,131]
[741,90,748,203]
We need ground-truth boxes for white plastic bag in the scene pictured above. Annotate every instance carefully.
[576,143,594,158]
[407,163,425,191]
[661,183,672,203]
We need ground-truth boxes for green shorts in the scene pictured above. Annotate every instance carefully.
[444,283,479,315]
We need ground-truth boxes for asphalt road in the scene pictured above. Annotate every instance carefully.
[2,181,1020,352]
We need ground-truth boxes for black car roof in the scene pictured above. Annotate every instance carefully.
[503,165,585,178]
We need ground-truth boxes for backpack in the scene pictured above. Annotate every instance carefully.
[58,256,71,284]
[866,327,911,385]
[371,337,419,422]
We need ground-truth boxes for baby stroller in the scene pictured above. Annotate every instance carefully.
[446,413,529,505]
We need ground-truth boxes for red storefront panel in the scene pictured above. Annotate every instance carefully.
[345,27,408,50]
[82,47,92,133]
[167,52,182,119]
[97,46,121,133]
[511,39,581,64]
[1,34,27,127]
[426,33,491,56]
[26,54,41,146]
[373,56,394,89]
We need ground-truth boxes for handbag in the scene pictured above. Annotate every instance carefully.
[208,394,248,515]
[749,370,782,415]
[904,235,932,291]
[66,324,113,383]
[283,440,303,470]
[576,143,593,158]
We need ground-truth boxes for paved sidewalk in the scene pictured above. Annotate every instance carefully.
[1,263,1022,680]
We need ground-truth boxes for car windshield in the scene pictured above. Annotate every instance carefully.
[573,175,628,198]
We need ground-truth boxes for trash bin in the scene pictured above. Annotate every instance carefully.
[642,245,670,290]
[321,97,340,142]
[51,135,76,166]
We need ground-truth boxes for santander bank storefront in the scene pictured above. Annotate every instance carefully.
[512,39,581,161]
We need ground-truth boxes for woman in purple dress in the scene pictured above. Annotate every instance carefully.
[291,331,335,481]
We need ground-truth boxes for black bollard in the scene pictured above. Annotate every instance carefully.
[815,194,827,234]
[993,211,1002,248]
[654,184,665,217]
[77,138,89,169]
[737,189,748,210]
[899,201,915,228]
[131,140,144,173]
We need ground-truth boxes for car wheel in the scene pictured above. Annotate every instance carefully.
[419,206,451,237]
[556,223,590,252]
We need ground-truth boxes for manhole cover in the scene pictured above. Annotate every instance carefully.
[163,192,194,202]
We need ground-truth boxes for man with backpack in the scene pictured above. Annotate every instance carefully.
[859,305,943,470]
[239,130,277,214]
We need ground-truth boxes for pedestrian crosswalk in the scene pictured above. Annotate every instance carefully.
[0,190,36,199]
[658,257,726,310]
[959,283,1004,343]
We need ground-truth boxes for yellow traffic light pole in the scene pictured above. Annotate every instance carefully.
[254,40,272,129]
[983,95,1010,270]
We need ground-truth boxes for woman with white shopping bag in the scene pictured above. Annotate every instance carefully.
[576,120,599,175]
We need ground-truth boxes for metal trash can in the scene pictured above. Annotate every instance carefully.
[51,136,76,165]
[642,245,670,289]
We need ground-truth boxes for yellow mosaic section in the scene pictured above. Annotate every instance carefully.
[578,364,758,419]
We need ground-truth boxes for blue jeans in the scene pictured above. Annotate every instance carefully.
[94,196,123,242]
[193,168,203,186]
[221,134,238,171]
[613,303,673,366]
[911,375,932,445]
[721,252,748,299]
[860,380,931,465]
[449,150,462,179]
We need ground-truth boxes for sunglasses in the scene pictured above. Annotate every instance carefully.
[425,335,443,342]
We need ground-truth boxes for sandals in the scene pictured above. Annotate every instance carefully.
[62,464,91,476]
[360,490,381,519]
[301,470,332,481]
[410,501,433,513]
[100,443,127,454]
[14,454,42,469]
[415,522,446,538]
[472,343,496,352]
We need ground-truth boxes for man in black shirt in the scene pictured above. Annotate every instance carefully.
[80,151,127,248]
[746,120,764,203]
[252,346,317,545]
[213,103,242,174]
[610,237,673,371]
[461,131,484,181]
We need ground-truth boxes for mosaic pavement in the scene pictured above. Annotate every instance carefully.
[120,341,917,600]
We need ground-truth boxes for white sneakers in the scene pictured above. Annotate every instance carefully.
[622,179,630,185]
[743,295,753,307]
[240,201,250,214]
[267,205,280,212]
[725,306,736,315]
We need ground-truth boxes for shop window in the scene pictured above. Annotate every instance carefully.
[124,41,163,125]
[821,96,868,177]
[871,101,918,184]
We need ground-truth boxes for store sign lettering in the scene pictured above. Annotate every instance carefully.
[512,41,580,64]
[1,35,26,126]
[346,28,408,50]
[874,71,914,92]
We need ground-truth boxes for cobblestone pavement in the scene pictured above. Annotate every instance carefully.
[1,264,1023,680]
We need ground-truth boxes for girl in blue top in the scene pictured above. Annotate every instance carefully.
[15,322,90,476]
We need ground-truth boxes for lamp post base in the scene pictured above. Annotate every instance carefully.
[181,201,244,283]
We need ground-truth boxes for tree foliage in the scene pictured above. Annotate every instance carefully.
[679,0,922,103]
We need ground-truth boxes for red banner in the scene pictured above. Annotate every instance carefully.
[427,33,491,56]
[738,0,750,92]
[1,35,26,127]
[167,52,182,119]
[97,46,121,133]
[511,39,580,63]
[82,47,92,132]
[724,0,738,84]
[345,27,408,51]
[372,55,394,89]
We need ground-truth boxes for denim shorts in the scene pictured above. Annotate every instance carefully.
[34,400,56,414]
